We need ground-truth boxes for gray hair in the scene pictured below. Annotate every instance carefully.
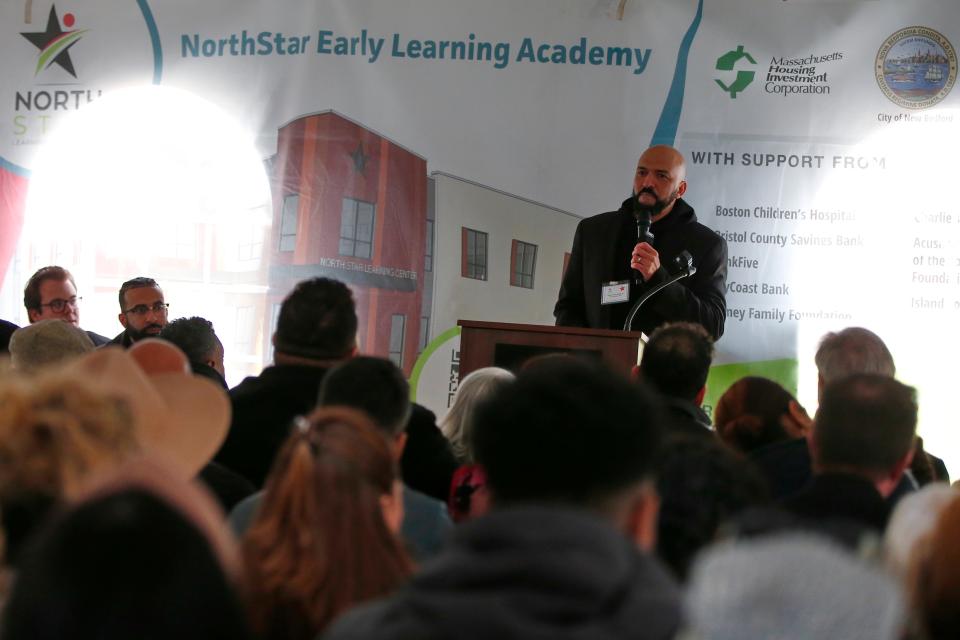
[685,534,906,640]
[440,367,514,464]
[9,320,94,374]
[815,327,895,384]
[884,484,957,580]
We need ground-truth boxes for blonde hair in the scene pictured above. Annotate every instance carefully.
[0,373,139,565]
[440,367,514,464]
[0,375,138,497]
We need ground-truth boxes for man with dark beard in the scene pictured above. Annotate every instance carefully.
[108,277,170,348]
[554,145,727,339]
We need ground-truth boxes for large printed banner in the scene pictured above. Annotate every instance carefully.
[1,1,959,469]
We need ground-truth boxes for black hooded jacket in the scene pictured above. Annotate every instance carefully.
[323,507,681,640]
[555,196,727,339]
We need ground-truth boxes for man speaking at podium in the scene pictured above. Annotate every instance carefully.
[554,145,727,339]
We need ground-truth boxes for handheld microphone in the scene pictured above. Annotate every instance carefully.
[622,250,697,332]
[632,199,655,285]
[636,212,653,245]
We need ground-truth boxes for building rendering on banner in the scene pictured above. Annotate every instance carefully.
[267,111,427,374]
[412,172,582,421]
[1,108,582,403]
[263,109,582,409]
[427,172,581,334]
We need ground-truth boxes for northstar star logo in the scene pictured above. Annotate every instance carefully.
[20,5,88,78]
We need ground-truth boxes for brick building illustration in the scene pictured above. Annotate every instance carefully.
[268,111,427,373]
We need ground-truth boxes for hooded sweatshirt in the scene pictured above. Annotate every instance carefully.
[322,507,681,640]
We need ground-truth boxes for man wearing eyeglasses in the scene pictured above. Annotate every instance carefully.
[23,266,110,346]
[108,276,170,348]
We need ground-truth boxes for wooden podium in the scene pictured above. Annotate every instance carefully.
[457,320,644,380]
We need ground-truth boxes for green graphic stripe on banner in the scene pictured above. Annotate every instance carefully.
[650,0,703,147]
[408,326,461,402]
[137,0,164,83]
[36,31,86,74]
[703,359,800,414]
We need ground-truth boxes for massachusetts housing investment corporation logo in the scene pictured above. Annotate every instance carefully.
[713,44,841,99]
[876,27,957,110]
[20,5,88,78]
[714,45,756,98]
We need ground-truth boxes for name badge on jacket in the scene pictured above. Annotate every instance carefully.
[601,280,630,305]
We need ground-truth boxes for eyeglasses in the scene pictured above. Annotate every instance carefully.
[39,296,81,313]
[123,302,169,316]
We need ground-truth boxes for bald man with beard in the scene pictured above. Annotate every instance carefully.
[554,145,727,339]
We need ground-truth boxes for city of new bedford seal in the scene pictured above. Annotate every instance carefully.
[876,26,956,110]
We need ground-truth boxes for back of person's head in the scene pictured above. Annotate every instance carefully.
[159,317,222,367]
[118,276,161,310]
[440,366,514,464]
[815,327,895,386]
[655,436,769,582]
[317,356,411,437]
[639,322,714,400]
[2,488,251,640]
[9,319,94,373]
[714,376,807,453]
[686,534,906,640]
[885,484,956,581]
[0,375,138,567]
[243,407,412,638]
[23,266,75,314]
[911,492,960,640]
[472,357,663,512]
[273,277,357,361]
[813,374,916,477]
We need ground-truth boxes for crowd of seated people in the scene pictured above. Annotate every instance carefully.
[2,268,960,639]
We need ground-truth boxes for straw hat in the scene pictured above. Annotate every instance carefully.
[60,340,230,479]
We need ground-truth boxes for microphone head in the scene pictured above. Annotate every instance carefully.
[674,250,695,273]
[632,195,652,225]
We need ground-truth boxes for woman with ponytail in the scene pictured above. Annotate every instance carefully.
[714,376,811,454]
[713,376,813,500]
[241,407,413,640]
